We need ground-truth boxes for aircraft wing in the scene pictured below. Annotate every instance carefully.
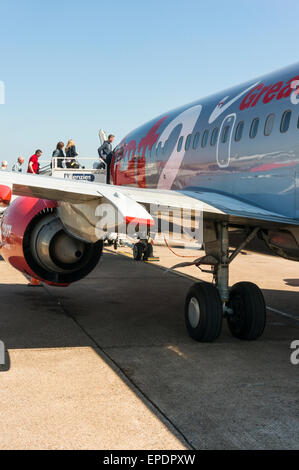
[0,172,298,228]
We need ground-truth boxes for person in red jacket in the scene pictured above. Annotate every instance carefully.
[27,149,42,174]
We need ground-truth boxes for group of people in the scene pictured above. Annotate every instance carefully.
[1,139,79,175]
[1,157,26,172]
[0,134,115,184]
[52,139,79,169]
[1,150,43,174]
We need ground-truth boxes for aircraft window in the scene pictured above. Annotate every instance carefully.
[185,134,192,151]
[193,132,200,149]
[297,115,299,129]
[210,127,219,146]
[235,121,244,142]
[163,140,168,154]
[177,136,184,152]
[221,126,230,144]
[264,114,275,136]
[201,130,209,148]
[250,118,259,139]
[280,110,292,133]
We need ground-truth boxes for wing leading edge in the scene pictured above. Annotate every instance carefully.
[0,172,298,230]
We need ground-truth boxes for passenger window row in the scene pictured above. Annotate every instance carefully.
[151,109,295,157]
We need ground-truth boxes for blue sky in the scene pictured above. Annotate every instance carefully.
[1,0,299,167]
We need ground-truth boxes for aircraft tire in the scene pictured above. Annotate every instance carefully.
[185,282,223,342]
[227,282,266,340]
[143,243,153,261]
[133,242,143,261]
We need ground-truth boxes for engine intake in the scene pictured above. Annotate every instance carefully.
[1,197,103,286]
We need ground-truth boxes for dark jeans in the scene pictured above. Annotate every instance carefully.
[106,154,112,184]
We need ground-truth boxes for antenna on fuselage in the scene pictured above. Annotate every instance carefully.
[99,129,107,145]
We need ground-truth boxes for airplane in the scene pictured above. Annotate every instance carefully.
[1,62,299,343]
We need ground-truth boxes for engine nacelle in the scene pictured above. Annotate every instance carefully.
[0,197,103,286]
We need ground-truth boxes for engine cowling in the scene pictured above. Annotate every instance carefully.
[0,196,103,286]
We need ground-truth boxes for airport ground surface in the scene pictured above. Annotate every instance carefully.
[0,242,298,450]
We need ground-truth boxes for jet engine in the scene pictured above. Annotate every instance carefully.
[0,196,103,286]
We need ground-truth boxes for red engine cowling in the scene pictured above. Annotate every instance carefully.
[0,196,103,286]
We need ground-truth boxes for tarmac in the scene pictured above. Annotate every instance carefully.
[0,242,298,450]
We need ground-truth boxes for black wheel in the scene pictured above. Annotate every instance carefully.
[133,242,143,261]
[227,282,266,340]
[185,282,223,342]
[143,243,153,261]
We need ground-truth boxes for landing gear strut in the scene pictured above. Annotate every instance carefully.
[185,223,266,342]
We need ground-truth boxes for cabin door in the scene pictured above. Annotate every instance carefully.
[216,113,236,168]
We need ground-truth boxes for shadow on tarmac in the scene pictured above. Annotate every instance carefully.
[0,251,298,449]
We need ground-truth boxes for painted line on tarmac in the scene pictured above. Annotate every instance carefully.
[110,246,299,324]
[119,251,133,258]
[267,306,299,323]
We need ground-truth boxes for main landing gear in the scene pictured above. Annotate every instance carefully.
[184,223,266,342]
